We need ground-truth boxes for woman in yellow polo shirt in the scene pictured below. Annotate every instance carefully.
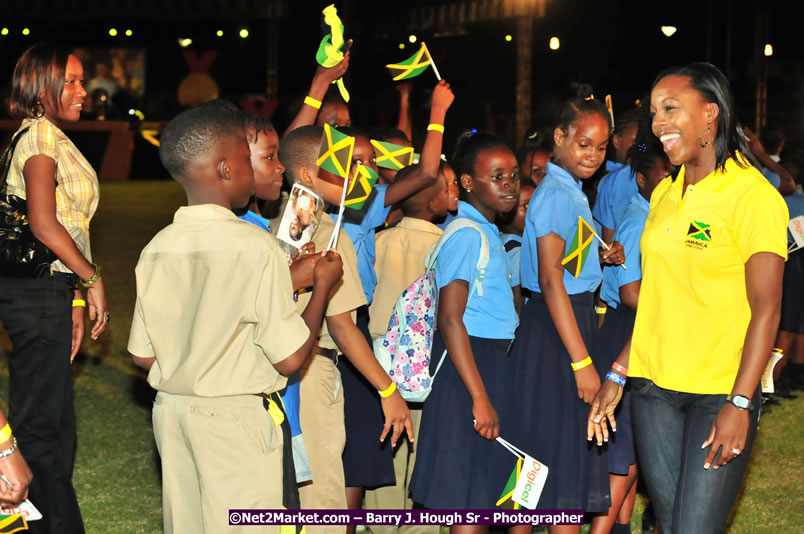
[587,63,788,533]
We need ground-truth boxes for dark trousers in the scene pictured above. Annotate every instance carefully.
[630,378,759,534]
[0,273,85,534]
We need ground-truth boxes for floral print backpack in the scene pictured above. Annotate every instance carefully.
[372,219,489,402]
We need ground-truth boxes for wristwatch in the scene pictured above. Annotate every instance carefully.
[726,394,754,411]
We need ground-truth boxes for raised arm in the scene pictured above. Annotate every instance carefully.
[282,46,351,139]
[384,80,454,207]
[744,127,796,195]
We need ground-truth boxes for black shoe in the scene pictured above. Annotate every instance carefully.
[642,503,657,534]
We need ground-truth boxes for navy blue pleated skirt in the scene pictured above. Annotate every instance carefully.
[409,332,515,509]
[338,306,395,488]
[505,292,611,513]
[593,303,636,476]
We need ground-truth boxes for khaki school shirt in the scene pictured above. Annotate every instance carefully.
[127,204,309,397]
[369,217,443,339]
[295,209,366,351]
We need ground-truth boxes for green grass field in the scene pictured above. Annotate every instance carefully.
[1,181,802,533]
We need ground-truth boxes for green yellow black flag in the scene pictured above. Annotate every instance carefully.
[317,124,355,179]
[370,140,419,170]
[561,216,596,278]
[386,42,441,81]
[496,456,523,509]
[0,513,28,533]
[687,220,712,241]
[344,164,379,210]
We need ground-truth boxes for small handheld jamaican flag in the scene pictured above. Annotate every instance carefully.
[370,140,419,170]
[386,42,440,81]
[496,456,523,509]
[0,513,27,533]
[344,164,379,210]
[561,216,596,278]
[317,124,355,179]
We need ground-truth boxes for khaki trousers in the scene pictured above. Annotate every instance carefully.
[298,355,347,534]
[153,392,284,534]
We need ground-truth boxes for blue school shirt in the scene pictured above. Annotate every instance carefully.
[522,162,602,295]
[334,184,390,304]
[600,193,648,309]
[437,211,457,231]
[592,163,637,232]
[500,233,522,288]
[761,167,781,190]
[785,188,804,244]
[238,210,302,438]
[435,201,519,339]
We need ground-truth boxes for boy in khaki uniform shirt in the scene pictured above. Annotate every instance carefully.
[128,105,343,534]
[364,166,449,534]
[279,127,412,534]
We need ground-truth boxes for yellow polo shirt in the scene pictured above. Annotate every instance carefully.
[629,155,788,394]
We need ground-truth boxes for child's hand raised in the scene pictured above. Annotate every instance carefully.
[314,40,352,84]
[312,250,343,293]
[431,80,454,113]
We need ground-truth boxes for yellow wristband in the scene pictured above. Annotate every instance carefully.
[304,96,322,110]
[0,423,11,443]
[571,356,593,372]
[72,299,87,307]
[378,382,397,398]
[594,306,607,315]
[427,123,445,133]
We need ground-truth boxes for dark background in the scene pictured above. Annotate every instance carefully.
[1,0,801,156]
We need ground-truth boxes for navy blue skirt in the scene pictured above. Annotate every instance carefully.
[593,304,636,476]
[338,306,395,488]
[409,333,515,509]
[505,292,611,513]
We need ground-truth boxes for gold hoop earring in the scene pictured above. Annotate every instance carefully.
[698,122,714,148]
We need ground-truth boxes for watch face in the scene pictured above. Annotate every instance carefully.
[731,395,750,409]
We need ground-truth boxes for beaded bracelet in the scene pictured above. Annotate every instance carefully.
[81,263,102,288]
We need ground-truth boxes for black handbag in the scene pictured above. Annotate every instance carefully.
[0,126,59,276]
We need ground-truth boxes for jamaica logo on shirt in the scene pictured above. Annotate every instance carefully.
[685,220,711,249]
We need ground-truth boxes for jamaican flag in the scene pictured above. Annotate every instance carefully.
[386,42,436,81]
[687,220,711,241]
[561,216,596,278]
[317,124,355,179]
[345,164,379,210]
[496,456,523,509]
[370,140,418,170]
[0,513,27,533]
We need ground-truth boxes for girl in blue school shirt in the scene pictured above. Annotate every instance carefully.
[410,132,521,515]
[508,89,624,530]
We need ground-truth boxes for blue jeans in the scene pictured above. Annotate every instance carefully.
[630,378,760,534]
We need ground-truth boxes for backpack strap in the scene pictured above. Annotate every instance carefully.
[425,218,490,297]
